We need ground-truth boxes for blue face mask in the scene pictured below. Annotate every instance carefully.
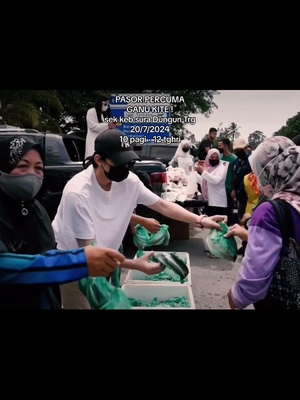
[0,172,43,201]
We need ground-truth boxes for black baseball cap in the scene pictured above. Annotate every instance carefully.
[94,129,141,166]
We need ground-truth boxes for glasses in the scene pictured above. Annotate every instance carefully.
[102,102,110,106]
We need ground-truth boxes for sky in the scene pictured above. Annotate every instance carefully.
[184,90,300,142]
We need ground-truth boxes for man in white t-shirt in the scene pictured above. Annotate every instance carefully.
[53,129,227,309]
[84,95,162,281]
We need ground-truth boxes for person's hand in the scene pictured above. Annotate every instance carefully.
[195,164,204,174]
[108,122,117,129]
[224,224,248,241]
[142,218,161,234]
[240,213,251,226]
[198,215,228,230]
[84,245,125,277]
[227,289,237,309]
[131,251,163,275]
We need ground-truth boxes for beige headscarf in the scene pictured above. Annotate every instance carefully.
[249,136,300,213]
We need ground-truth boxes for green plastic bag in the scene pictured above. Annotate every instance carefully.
[135,250,189,283]
[205,222,238,261]
[133,224,170,249]
[79,272,132,310]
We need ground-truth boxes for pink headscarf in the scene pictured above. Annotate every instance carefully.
[201,148,221,201]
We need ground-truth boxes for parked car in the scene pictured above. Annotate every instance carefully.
[133,142,178,165]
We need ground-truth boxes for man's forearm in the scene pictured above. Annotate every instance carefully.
[0,248,88,285]
[121,258,138,269]
[149,199,198,224]
[130,214,147,227]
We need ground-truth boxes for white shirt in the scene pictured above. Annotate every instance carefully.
[197,161,229,207]
[169,154,194,175]
[52,165,160,251]
[84,108,109,159]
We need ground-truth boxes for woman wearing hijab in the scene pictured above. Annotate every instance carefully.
[227,136,300,309]
[195,148,229,216]
[0,136,126,308]
[169,139,194,175]
[225,136,295,242]
[84,95,117,159]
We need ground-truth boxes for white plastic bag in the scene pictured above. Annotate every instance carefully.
[185,171,199,198]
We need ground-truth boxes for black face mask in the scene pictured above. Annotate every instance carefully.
[218,148,224,154]
[209,159,219,167]
[182,148,190,153]
[234,149,247,159]
[103,164,129,182]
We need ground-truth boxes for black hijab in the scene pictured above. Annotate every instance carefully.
[0,136,55,254]
[94,95,111,123]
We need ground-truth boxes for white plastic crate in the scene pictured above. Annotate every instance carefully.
[124,251,191,285]
[122,283,196,309]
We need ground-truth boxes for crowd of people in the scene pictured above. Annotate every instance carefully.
[0,94,299,310]
[0,97,227,309]
[172,128,254,230]
[196,128,300,309]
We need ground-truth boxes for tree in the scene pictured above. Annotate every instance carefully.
[151,90,220,134]
[0,90,63,132]
[273,112,300,139]
[247,131,266,149]
[56,90,102,133]
[0,90,220,135]
[217,122,241,141]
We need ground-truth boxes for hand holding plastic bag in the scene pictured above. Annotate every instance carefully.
[79,276,132,310]
[133,224,170,249]
[205,222,238,261]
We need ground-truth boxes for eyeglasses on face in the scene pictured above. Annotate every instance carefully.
[102,102,110,106]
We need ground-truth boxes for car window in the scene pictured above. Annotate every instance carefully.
[45,135,70,165]
[63,137,85,162]
[148,145,176,161]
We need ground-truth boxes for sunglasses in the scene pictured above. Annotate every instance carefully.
[102,102,110,106]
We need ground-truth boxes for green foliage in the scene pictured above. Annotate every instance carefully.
[0,90,220,135]
[247,131,266,149]
[0,90,63,132]
[273,112,300,139]
[216,122,241,142]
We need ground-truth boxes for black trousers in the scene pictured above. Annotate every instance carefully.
[226,192,235,225]
[205,205,228,217]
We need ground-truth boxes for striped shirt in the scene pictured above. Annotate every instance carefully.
[0,245,88,308]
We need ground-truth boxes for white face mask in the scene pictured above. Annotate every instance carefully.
[102,104,109,112]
